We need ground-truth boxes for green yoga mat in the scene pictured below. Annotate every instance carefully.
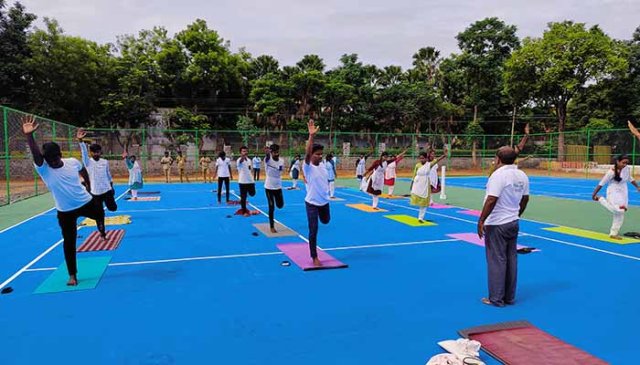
[543,226,640,245]
[34,256,112,294]
[384,214,437,227]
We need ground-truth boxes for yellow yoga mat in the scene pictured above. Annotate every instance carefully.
[384,214,436,227]
[80,215,131,227]
[543,226,640,244]
[380,194,405,199]
[346,203,387,213]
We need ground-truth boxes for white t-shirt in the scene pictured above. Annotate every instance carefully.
[264,157,284,190]
[599,166,634,207]
[216,157,232,178]
[356,158,366,176]
[484,165,529,226]
[35,158,92,212]
[303,161,330,206]
[80,142,112,195]
[252,157,262,169]
[237,157,254,184]
[429,163,439,188]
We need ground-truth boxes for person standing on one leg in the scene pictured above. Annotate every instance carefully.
[252,155,262,181]
[411,148,447,222]
[264,144,285,233]
[477,147,530,307]
[237,146,256,216]
[176,151,189,183]
[23,116,107,286]
[325,153,337,198]
[303,119,331,267]
[289,155,301,189]
[384,152,406,196]
[123,151,143,200]
[592,154,639,239]
[427,149,441,205]
[215,151,233,203]
[77,129,117,217]
[160,151,173,183]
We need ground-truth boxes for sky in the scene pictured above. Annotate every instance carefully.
[18,0,640,69]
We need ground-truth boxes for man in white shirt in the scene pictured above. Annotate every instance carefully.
[477,146,530,307]
[252,155,262,181]
[77,129,117,212]
[22,116,107,286]
[303,119,331,267]
[215,151,233,203]
[264,144,285,232]
[237,146,256,216]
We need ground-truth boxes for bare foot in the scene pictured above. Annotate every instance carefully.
[132,197,138,201]
[243,213,250,217]
[373,207,380,210]
[312,258,322,267]
[67,275,78,286]
[418,219,424,223]
[270,227,277,233]
[610,235,623,240]
[620,205,628,211]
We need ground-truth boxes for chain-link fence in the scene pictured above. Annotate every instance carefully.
[2,105,637,205]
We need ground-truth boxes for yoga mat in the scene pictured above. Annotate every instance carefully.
[137,191,161,195]
[458,321,607,365]
[544,226,640,244]
[430,203,454,209]
[80,215,131,227]
[346,203,387,213]
[252,223,297,238]
[277,243,348,271]
[458,209,481,217]
[34,257,112,294]
[127,196,160,201]
[447,233,537,251]
[329,197,345,201]
[384,214,436,227]
[380,194,405,199]
[78,229,125,252]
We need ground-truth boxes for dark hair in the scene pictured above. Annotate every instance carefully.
[295,154,301,159]
[419,152,428,158]
[326,152,333,160]
[381,152,389,158]
[219,151,226,159]
[312,144,324,153]
[164,151,169,155]
[130,155,136,161]
[270,144,280,152]
[240,146,248,151]
[614,154,630,182]
[497,147,517,165]
[42,142,62,161]
[178,151,182,155]
[89,143,102,153]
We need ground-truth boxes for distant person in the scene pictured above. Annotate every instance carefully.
[252,155,262,181]
[215,151,233,203]
[76,128,117,212]
[199,154,212,183]
[160,151,173,183]
[176,151,189,183]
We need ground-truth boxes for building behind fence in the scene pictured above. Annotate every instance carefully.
[1,105,637,205]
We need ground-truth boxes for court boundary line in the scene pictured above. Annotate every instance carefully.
[336,189,640,262]
[0,190,129,290]
[23,237,460,272]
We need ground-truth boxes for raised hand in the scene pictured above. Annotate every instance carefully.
[76,128,87,140]
[122,151,128,159]
[308,119,319,135]
[628,121,640,139]
[21,115,39,135]
[524,123,530,135]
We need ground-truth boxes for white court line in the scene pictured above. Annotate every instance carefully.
[337,189,640,262]
[0,206,56,234]
[114,203,308,214]
[0,190,129,290]
[23,237,461,271]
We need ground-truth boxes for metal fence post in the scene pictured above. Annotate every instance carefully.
[3,107,10,204]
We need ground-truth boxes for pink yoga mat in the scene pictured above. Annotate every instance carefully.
[458,209,481,217]
[447,232,536,251]
[430,203,454,209]
[277,243,348,271]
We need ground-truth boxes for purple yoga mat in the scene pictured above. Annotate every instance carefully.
[447,232,535,251]
[430,203,454,209]
[277,243,348,271]
[458,209,481,217]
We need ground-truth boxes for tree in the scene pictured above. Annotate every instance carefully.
[411,46,441,84]
[164,107,210,152]
[464,119,484,168]
[0,0,36,107]
[320,74,355,148]
[456,17,520,126]
[505,21,628,160]
[250,55,279,79]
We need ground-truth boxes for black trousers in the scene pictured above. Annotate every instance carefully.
[94,189,117,212]
[265,189,284,228]
[239,183,256,212]
[253,168,260,181]
[217,177,230,202]
[305,202,331,258]
[57,197,106,276]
